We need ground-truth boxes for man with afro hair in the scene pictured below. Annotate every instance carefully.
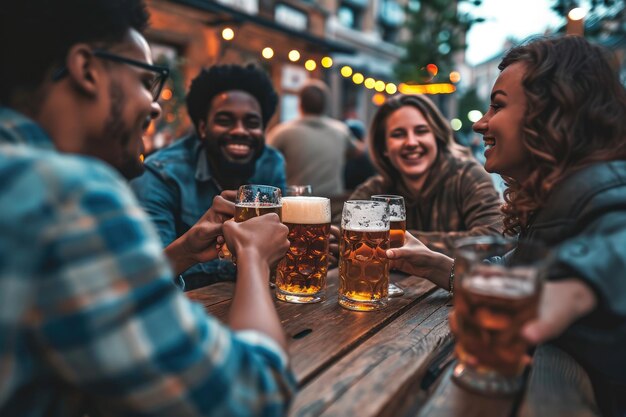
[132,64,286,289]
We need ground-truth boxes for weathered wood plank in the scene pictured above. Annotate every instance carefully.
[192,270,439,385]
[290,289,452,417]
[518,344,600,417]
[186,282,235,308]
[412,365,515,417]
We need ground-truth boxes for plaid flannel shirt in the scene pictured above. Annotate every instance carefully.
[0,107,295,417]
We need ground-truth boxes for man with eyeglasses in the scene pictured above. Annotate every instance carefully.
[0,1,295,416]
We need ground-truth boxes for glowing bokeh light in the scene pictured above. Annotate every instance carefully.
[372,93,386,106]
[288,50,301,62]
[221,27,235,41]
[468,110,483,123]
[449,71,461,83]
[305,59,317,71]
[340,66,353,77]
[261,47,274,59]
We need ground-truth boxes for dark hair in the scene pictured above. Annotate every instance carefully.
[369,94,471,186]
[186,64,278,129]
[497,36,626,236]
[299,80,328,115]
[0,0,149,104]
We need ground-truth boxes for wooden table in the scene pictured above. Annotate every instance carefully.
[187,269,600,417]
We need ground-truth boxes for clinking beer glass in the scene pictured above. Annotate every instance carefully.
[338,200,390,311]
[276,196,331,304]
[451,236,544,396]
[371,195,406,297]
[220,184,282,267]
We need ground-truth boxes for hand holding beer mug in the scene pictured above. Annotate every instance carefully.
[219,185,282,264]
[451,236,545,395]
[338,200,390,311]
[372,195,406,297]
[276,196,331,303]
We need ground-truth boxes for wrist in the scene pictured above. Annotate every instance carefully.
[432,252,455,291]
[164,236,196,275]
[234,247,271,270]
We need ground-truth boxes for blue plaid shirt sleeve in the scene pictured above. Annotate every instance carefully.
[27,160,296,416]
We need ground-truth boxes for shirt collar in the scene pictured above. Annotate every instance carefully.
[0,107,56,151]
[195,141,214,182]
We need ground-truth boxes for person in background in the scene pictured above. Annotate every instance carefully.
[0,1,294,415]
[267,79,364,198]
[387,36,626,417]
[344,94,503,255]
[343,118,377,191]
[131,64,286,290]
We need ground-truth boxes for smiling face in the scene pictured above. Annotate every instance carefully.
[473,62,530,181]
[93,29,161,179]
[200,90,264,166]
[384,105,438,186]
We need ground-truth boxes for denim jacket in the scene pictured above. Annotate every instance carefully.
[522,161,626,416]
[130,134,286,286]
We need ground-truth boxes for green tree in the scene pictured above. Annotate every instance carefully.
[395,0,483,84]
[456,86,486,136]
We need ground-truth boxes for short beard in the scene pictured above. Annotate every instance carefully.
[102,82,144,180]
[205,137,265,190]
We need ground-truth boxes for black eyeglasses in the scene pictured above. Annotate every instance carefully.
[52,49,170,102]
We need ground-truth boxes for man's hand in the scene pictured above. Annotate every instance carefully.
[179,191,236,263]
[223,213,289,269]
[164,191,236,274]
[522,279,597,344]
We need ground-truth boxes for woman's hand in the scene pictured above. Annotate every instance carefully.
[522,279,597,344]
[385,232,454,289]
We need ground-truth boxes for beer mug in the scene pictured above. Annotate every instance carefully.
[338,200,390,311]
[285,185,313,196]
[371,195,406,297]
[451,236,545,395]
[236,184,282,221]
[220,185,282,266]
[276,196,331,303]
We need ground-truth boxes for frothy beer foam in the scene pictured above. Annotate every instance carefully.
[282,197,331,224]
[462,270,536,299]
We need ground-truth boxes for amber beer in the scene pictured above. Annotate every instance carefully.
[454,266,540,376]
[389,218,406,248]
[235,204,282,222]
[275,197,331,304]
[338,200,390,311]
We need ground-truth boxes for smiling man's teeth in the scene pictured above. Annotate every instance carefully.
[227,144,250,151]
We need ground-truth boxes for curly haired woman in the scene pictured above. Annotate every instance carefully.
[387,36,626,416]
